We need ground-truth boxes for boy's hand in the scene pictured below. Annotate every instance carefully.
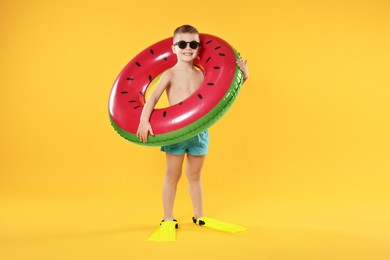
[136,121,154,143]
[236,59,249,82]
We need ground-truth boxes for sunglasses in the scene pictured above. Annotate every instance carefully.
[173,41,200,50]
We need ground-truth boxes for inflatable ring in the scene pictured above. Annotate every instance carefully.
[109,33,244,146]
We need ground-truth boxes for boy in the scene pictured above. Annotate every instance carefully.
[137,25,249,241]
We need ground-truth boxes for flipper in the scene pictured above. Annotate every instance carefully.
[192,217,246,233]
[147,220,178,242]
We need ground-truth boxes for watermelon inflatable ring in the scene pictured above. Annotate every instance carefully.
[109,33,244,146]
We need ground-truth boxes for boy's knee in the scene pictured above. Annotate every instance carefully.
[165,170,182,183]
[186,171,201,182]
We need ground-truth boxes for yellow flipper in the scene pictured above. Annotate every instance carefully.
[193,217,246,233]
[147,220,177,242]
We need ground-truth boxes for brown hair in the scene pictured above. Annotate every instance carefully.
[173,25,199,37]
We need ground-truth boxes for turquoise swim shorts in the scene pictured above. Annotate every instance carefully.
[161,130,209,156]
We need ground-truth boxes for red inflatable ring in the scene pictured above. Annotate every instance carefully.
[109,33,244,146]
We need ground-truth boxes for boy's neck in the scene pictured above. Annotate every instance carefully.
[175,60,195,70]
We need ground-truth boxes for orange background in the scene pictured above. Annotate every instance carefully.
[1,0,390,259]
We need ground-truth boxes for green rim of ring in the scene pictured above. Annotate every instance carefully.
[109,49,244,146]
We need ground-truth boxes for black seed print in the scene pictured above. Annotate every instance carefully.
[121,91,128,94]
[214,46,221,50]
[179,102,183,105]
[213,66,220,69]
[218,53,226,56]
[129,100,136,103]
[139,91,144,96]
[163,111,167,117]
[198,94,203,99]
[134,106,140,109]
[206,57,211,63]
[207,82,214,86]
[206,40,213,44]
[136,62,141,67]
[149,75,153,82]
[163,56,167,61]
[150,49,154,54]
[126,77,134,80]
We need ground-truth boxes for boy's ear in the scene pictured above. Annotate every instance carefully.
[171,44,176,54]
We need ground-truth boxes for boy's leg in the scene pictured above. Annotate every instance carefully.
[186,154,206,219]
[162,153,184,220]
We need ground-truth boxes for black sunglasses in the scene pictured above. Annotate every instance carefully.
[173,41,200,50]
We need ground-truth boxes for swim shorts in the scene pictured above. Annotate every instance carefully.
[161,130,209,156]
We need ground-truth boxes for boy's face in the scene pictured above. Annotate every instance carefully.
[172,33,201,62]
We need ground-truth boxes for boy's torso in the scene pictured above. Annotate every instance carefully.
[165,68,204,105]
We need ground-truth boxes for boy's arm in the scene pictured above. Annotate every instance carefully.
[136,72,171,143]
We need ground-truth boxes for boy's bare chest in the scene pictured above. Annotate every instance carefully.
[169,71,203,92]
[166,70,204,105]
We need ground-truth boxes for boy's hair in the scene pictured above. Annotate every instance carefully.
[173,25,199,37]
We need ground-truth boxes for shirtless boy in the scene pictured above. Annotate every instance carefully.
[137,25,249,241]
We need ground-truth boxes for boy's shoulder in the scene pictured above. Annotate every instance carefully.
[160,68,174,80]
[162,67,181,79]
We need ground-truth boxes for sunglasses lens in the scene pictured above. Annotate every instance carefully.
[178,41,187,49]
[175,41,200,49]
[189,41,200,49]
